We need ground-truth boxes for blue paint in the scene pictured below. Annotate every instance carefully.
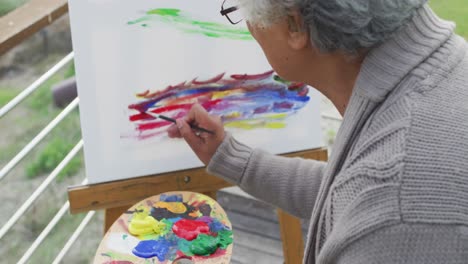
[160,194,183,202]
[167,217,183,223]
[209,219,229,233]
[132,238,176,260]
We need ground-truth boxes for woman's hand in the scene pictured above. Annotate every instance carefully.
[167,104,225,165]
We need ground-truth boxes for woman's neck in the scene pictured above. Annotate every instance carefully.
[299,51,365,116]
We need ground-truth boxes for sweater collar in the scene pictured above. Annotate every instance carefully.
[353,4,455,102]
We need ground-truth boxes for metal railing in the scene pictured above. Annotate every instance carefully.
[0,51,95,262]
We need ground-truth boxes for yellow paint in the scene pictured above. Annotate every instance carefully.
[212,90,240,99]
[154,201,187,214]
[224,112,242,119]
[128,207,168,236]
[225,120,286,129]
[262,113,288,119]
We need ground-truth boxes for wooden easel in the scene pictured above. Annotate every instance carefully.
[68,147,327,264]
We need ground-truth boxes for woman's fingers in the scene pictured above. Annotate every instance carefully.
[176,118,203,149]
[167,124,182,138]
[169,104,225,165]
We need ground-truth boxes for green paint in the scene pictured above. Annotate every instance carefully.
[217,230,233,249]
[128,8,253,41]
[177,239,194,256]
[122,234,128,240]
[187,230,233,256]
[190,234,219,256]
[101,252,138,262]
[147,8,180,16]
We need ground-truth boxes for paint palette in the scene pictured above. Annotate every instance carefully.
[94,191,233,263]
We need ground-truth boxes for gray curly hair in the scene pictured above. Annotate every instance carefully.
[239,0,428,53]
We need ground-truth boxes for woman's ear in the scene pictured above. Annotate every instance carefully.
[287,10,309,50]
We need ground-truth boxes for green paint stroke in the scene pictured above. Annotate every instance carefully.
[128,8,253,41]
[176,230,233,257]
[190,230,233,256]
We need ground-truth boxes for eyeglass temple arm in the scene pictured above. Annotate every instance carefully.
[220,6,238,16]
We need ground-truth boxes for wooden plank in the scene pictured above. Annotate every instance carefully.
[68,148,327,214]
[0,0,68,55]
[68,168,232,214]
[278,209,305,264]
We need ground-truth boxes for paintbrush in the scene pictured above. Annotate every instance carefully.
[146,112,215,135]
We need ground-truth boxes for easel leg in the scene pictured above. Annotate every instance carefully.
[277,209,305,264]
[104,205,131,233]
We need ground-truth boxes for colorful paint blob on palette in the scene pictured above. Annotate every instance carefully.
[125,70,310,140]
[128,8,253,40]
[115,194,233,262]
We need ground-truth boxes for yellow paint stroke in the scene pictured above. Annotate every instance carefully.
[225,120,286,129]
[128,207,168,236]
[224,111,242,119]
[225,113,288,129]
[154,201,187,214]
[212,90,241,99]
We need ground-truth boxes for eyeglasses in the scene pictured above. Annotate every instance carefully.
[220,0,242,25]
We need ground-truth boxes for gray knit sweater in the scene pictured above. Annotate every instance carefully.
[207,5,468,264]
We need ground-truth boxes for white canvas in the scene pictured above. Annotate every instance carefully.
[68,0,322,184]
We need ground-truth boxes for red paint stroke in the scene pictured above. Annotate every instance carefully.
[172,219,210,241]
[231,70,274,80]
[288,82,306,90]
[136,90,149,98]
[189,200,207,210]
[117,219,129,233]
[137,121,172,131]
[129,99,223,122]
[129,113,152,122]
[137,130,166,140]
[192,73,225,85]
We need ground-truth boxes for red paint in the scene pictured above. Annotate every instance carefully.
[287,82,305,90]
[231,70,274,80]
[118,219,129,233]
[136,90,149,97]
[129,99,223,123]
[172,219,210,241]
[129,113,153,122]
[137,121,172,131]
[192,73,225,85]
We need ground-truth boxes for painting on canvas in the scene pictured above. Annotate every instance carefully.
[68,0,322,184]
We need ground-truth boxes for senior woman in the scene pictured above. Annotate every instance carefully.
[169,0,468,263]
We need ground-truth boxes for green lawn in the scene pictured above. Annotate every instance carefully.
[0,0,29,16]
[430,0,468,39]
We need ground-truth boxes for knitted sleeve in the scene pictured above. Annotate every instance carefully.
[335,223,468,264]
[207,133,326,219]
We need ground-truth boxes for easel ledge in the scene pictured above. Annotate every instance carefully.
[68,147,327,264]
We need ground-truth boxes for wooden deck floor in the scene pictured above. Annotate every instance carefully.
[217,187,309,264]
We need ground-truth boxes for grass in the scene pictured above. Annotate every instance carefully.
[0,88,19,107]
[22,61,83,181]
[430,0,468,39]
[0,0,30,16]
